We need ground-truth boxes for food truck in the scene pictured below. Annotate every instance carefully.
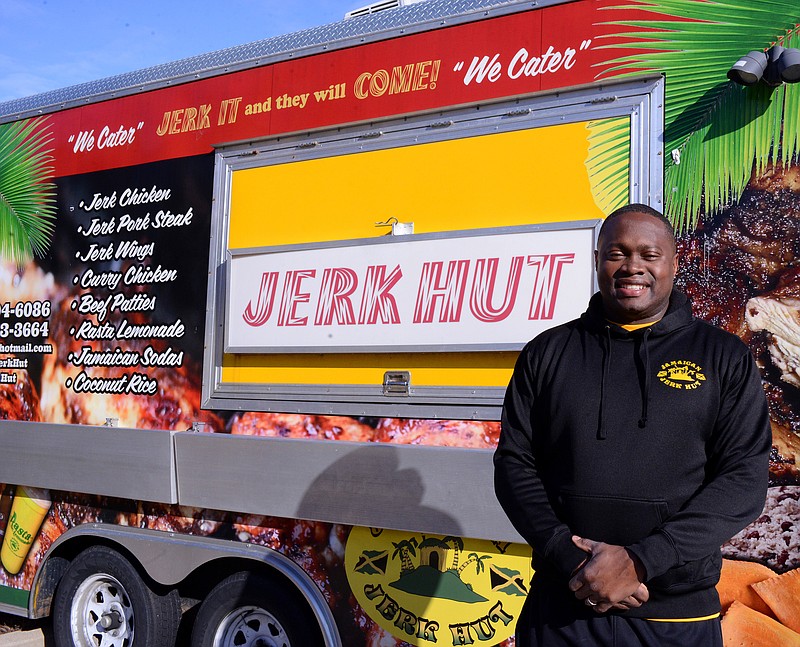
[0,0,798,645]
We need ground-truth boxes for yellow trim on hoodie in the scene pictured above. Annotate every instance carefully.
[646,613,721,622]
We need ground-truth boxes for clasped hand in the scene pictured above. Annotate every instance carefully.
[568,535,649,613]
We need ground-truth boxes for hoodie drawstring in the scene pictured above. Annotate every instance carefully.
[597,326,612,440]
[638,328,652,428]
[597,325,652,437]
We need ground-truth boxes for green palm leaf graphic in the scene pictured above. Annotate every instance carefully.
[588,0,800,231]
[585,116,632,215]
[0,116,57,263]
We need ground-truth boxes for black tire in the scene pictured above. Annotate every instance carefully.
[190,571,320,647]
[52,545,181,647]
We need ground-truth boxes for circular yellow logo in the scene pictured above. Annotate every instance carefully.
[657,360,706,390]
[345,527,532,646]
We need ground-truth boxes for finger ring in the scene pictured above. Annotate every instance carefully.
[585,598,597,607]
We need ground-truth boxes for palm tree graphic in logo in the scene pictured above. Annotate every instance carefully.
[392,537,419,574]
[387,535,489,603]
[458,552,490,578]
[354,533,529,604]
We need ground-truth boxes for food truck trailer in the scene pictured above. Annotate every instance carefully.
[0,0,799,645]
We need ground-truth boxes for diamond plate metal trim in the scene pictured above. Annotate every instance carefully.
[0,0,560,121]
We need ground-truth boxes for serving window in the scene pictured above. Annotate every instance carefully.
[203,77,664,419]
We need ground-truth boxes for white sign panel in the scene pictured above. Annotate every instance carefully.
[225,223,598,353]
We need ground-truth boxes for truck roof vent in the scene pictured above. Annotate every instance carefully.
[345,0,425,20]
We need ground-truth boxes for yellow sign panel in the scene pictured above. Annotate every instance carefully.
[229,122,605,247]
[223,350,519,387]
[224,119,628,388]
[345,527,533,646]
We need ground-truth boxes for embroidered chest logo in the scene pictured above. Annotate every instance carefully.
[657,360,706,390]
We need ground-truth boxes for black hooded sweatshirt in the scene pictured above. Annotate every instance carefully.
[494,290,771,619]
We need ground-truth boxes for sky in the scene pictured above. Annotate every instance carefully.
[0,0,366,104]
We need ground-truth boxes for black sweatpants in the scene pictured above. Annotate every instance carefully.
[515,587,723,647]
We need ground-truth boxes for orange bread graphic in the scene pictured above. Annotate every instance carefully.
[716,559,777,617]
[721,600,800,647]
[752,569,800,634]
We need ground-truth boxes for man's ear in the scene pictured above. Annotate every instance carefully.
[594,249,599,271]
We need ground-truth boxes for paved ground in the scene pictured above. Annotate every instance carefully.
[0,615,48,647]
[0,630,44,647]
[1,611,191,646]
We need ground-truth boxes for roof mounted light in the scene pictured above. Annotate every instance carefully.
[728,45,800,86]
[777,46,800,83]
[727,50,768,86]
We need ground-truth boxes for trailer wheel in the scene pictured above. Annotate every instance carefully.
[52,545,180,647]
[190,571,319,647]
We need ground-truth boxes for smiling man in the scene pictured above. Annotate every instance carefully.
[494,203,771,646]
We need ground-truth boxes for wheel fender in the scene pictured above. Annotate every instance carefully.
[32,523,342,647]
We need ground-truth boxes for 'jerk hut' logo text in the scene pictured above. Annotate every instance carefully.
[225,227,595,353]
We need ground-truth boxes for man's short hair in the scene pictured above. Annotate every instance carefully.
[597,203,676,251]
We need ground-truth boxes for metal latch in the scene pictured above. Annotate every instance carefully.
[375,216,414,236]
[383,371,411,396]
